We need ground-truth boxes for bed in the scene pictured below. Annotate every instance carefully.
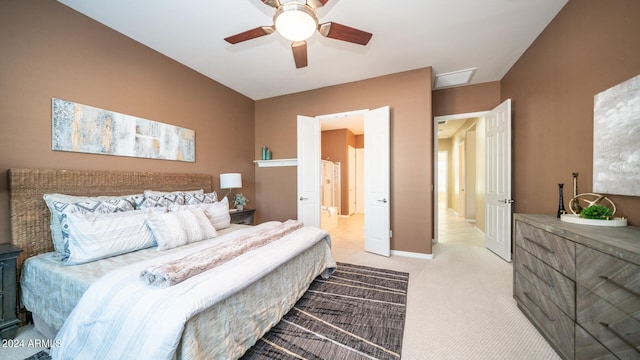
[8,168,336,360]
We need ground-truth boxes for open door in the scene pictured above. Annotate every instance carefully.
[485,99,513,261]
[297,115,321,227]
[364,106,390,256]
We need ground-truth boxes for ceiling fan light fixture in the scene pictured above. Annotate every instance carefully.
[274,3,318,41]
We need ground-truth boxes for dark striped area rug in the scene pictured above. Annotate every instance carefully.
[241,262,409,360]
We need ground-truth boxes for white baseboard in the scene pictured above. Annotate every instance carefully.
[391,250,433,260]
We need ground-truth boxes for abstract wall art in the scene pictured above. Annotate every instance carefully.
[52,98,195,162]
[593,74,640,196]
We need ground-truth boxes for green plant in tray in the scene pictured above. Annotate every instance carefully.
[580,204,613,220]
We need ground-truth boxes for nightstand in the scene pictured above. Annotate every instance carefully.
[0,244,22,339]
[230,209,256,225]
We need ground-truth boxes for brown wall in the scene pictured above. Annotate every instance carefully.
[0,0,256,244]
[502,0,640,225]
[255,68,434,254]
[433,81,501,117]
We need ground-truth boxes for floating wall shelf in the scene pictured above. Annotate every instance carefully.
[253,159,298,167]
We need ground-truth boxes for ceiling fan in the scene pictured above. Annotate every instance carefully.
[224,0,373,68]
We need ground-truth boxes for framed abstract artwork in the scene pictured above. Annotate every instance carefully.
[52,98,195,162]
[592,74,640,196]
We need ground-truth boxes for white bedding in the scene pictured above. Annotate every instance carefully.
[21,224,247,332]
[22,222,335,360]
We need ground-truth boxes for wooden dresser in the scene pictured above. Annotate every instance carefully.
[513,214,640,360]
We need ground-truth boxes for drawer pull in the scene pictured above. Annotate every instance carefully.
[523,291,554,323]
[599,322,640,354]
[522,236,555,254]
[598,275,640,300]
[523,264,555,288]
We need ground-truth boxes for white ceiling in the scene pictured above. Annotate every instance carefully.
[56,0,567,101]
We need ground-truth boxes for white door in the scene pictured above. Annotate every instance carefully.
[356,148,365,213]
[297,115,321,227]
[364,106,391,256]
[485,99,513,261]
[458,141,466,219]
[348,146,356,215]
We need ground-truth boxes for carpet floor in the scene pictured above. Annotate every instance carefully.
[21,262,408,360]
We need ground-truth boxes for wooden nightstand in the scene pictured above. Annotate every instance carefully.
[230,209,256,225]
[0,244,22,339]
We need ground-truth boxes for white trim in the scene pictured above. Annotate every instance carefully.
[253,159,297,167]
[434,111,488,123]
[316,109,369,120]
[390,250,433,260]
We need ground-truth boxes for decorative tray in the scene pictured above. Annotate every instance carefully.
[560,214,627,227]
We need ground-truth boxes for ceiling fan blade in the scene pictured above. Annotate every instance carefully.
[318,22,372,45]
[261,0,281,8]
[307,0,329,9]
[291,41,308,68]
[224,26,275,44]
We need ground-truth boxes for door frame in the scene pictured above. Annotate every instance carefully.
[433,111,487,244]
[298,108,390,256]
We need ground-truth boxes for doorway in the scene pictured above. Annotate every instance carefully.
[297,107,390,256]
[433,112,487,245]
[319,114,364,244]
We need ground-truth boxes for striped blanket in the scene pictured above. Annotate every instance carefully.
[50,221,335,360]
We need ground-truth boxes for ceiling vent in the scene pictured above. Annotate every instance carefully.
[434,68,477,89]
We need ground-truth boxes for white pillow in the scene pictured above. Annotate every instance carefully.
[44,193,138,258]
[204,197,231,230]
[169,197,231,230]
[64,208,161,265]
[146,207,217,251]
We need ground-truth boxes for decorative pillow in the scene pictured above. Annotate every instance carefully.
[44,194,138,257]
[203,197,231,230]
[143,189,204,197]
[184,191,217,205]
[169,197,231,230]
[146,207,217,251]
[63,208,161,265]
[133,193,185,209]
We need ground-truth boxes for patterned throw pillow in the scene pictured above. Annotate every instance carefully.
[184,191,217,205]
[50,198,136,259]
[146,207,217,251]
[133,194,185,209]
[144,189,204,197]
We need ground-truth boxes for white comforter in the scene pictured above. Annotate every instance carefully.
[50,222,335,360]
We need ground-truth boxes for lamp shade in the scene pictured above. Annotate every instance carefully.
[220,173,242,189]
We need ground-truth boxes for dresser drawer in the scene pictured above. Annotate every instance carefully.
[515,246,575,318]
[515,272,574,359]
[575,324,618,360]
[577,285,640,359]
[514,221,576,279]
[576,244,640,318]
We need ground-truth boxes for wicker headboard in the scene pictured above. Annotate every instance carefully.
[8,168,213,277]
